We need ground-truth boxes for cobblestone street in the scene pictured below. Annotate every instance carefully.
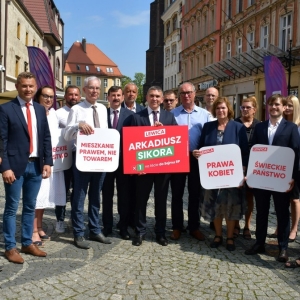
[0,177,300,299]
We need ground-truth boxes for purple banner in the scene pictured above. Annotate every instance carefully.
[27,46,57,108]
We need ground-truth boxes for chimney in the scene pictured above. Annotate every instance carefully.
[82,38,86,53]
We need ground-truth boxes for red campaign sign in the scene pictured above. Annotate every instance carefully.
[123,125,189,174]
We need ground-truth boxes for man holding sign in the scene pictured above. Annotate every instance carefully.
[64,76,111,249]
[130,86,177,247]
[245,94,300,262]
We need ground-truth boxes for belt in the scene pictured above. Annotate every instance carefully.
[28,157,38,162]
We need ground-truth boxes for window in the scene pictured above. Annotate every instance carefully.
[165,48,170,66]
[33,39,35,46]
[15,59,19,78]
[247,32,254,51]
[226,43,231,58]
[260,25,269,49]
[210,50,214,64]
[104,93,108,101]
[227,0,232,19]
[172,15,177,31]
[17,22,20,39]
[171,76,173,89]
[86,66,89,71]
[165,78,167,90]
[237,0,243,13]
[25,32,28,46]
[248,0,255,6]
[104,78,107,87]
[172,44,176,62]
[55,58,60,80]
[77,65,80,70]
[166,21,170,36]
[174,74,176,87]
[106,67,113,72]
[96,66,100,72]
[280,14,292,51]
[237,38,242,64]
[76,76,81,86]
[67,76,71,85]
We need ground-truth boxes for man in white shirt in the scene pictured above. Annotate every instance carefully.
[55,85,81,233]
[64,76,111,249]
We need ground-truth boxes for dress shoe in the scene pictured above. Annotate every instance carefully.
[245,244,266,255]
[210,236,223,248]
[119,229,130,240]
[74,236,90,249]
[156,236,168,246]
[190,229,205,241]
[170,229,181,240]
[132,235,145,246]
[102,228,112,237]
[5,248,24,264]
[226,238,236,251]
[21,244,47,257]
[89,233,112,244]
[277,250,288,263]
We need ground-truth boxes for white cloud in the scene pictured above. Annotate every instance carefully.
[90,15,103,22]
[111,10,149,28]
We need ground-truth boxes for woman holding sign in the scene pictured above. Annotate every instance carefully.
[234,97,260,240]
[32,86,66,245]
[193,97,249,251]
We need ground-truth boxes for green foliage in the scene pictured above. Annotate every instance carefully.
[121,73,145,104]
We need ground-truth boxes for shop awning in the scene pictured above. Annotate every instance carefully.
[201,45,297,82]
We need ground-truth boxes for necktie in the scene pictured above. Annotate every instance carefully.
[25,102,33,154]
[92,105,100,128]
[112,110,119,129]
[152,111,158,123]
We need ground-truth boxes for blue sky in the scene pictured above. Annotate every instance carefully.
[54,0,152,79]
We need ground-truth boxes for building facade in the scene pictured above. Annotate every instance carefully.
[64,38,122,104]
[161,0,184,94]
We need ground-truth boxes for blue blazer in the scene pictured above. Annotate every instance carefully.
[251,119,300,179]
[199,119,249,166]
[121,101,144,113]
[0,98,53,177]
[130,108,177,126]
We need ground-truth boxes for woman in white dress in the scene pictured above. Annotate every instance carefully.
[32,86,66,245]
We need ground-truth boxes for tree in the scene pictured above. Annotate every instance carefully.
[121,73,145,104]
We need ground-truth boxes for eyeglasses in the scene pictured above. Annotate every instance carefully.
[41,94,54,100]
[87,86,100,91]
[240,106,254,110]
[180,91,194,96]
[164,99,175,103]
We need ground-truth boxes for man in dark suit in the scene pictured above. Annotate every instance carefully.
[0,72,52,264]
[121,82,144,228]
[130,86,177,247]
[102,86,134,239]
[245,94,300,263]
[0,134,3,165]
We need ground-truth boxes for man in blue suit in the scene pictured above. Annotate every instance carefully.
[245,94,300,262]
[102,86,134,239]
[130,86,177,247]
[0,72,52,264]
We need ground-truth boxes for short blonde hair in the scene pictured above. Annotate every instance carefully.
[242,96,258,110]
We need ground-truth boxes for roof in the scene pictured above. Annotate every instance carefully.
[22,0,62,45]
[64,41,123,77]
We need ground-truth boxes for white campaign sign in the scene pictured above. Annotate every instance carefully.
[198,144,244,189]
[52,129,72,172]
[246,144,294,192]
[76,128,120,172]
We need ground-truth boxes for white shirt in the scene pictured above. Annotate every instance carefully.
[17,96,38,157]
[56,105,71,128]
[124,101,137,112]
[268,117,283,145]
[64,99,108,143]
[147,107,160,126]
[56,105,76,151]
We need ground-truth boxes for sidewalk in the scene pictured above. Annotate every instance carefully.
[0,177,299,299]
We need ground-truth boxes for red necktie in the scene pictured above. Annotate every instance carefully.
[25,102,33,154]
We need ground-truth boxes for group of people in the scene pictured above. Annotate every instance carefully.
[0,71,300,269]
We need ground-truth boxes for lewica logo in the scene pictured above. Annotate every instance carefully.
[252,147,268,152]
[144,129,166,137]
[199,148,214,155]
